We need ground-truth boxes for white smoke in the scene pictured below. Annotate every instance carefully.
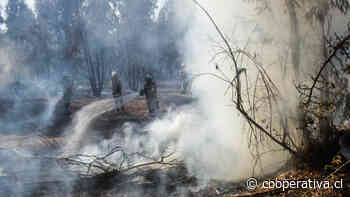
[142,0,319,180]
[64,99,116,154]
[77,0,332,184]
[0,0,8,9]
[24,0,36,13]
[0,0,36,17]
[0,48,12,89]
[77,0,291,182]
[63,93,138,155]
[169,0,261,180]
[147,105,250,181]
[154,0,167,20]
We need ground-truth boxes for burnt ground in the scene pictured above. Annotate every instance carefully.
[3,82,350,196]
[0,82,202,196]
[0,82,192,152]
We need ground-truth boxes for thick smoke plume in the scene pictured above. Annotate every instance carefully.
[156,0,281,180]
[132,0,326,180]
[79,0,326,182]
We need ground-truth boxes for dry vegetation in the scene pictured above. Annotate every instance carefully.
[189,1,350,196]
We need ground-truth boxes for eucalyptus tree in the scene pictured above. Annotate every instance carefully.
[5,0,36,79]
[113,0,158,90]
[157,0,189,79]
[245,0,350,164]
[247,0,349,77]
[79,0,118,96]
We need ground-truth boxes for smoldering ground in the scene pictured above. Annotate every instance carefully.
[176,0,335,178]
[1,0,348,196]
[0,45,69,196]
[96,0,341,185]
[71,0,329,190]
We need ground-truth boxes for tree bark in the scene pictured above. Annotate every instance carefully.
[285,0,301,79]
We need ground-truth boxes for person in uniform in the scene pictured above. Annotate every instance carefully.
[52,75,73,125]
[141,73,159,116]
[111,71,123,111]
[62,75,73,113]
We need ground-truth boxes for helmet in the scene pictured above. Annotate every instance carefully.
[112,71,117,77]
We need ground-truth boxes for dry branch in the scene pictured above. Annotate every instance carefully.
[192,0,298,156]
[306,33,350,105]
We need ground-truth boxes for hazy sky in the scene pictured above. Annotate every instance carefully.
[155,0,166,20]
[0,0,36,16]
[1,0,166,20]
[0,0,7,8]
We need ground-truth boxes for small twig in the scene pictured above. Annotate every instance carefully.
[327,159,350,178]
[192,0,243,106]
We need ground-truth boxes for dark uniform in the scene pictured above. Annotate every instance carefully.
[111,72,123,110]
[52,75,73,125]
[62,76,73,112]
[142,74,159,116]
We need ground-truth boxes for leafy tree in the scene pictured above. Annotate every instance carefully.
[113,0,158,90]
[5,0,37,79]
[157,0,186,78]
[6,0,36,41]
[34,0,64,77]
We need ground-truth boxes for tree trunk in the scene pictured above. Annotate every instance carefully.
[285,0,301,79]
[319,17,332,145]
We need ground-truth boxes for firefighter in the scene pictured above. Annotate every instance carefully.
[51,75,73,125]
[62,75,73,113]
[111,71,123,111]
[141,73,159,116]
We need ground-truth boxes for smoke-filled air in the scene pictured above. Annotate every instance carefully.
[0,0,350,196]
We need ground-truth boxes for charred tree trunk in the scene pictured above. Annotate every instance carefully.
[83,34,109,97]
